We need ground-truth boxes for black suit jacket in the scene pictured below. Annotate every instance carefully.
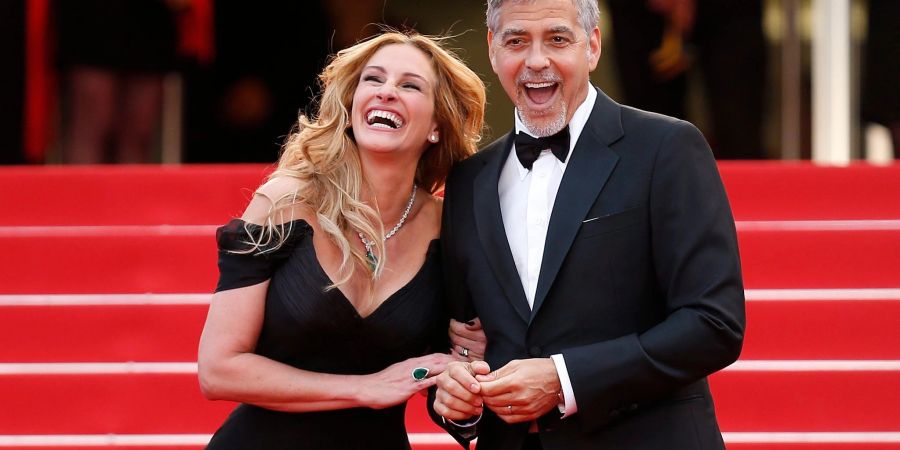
[434,89,745,450]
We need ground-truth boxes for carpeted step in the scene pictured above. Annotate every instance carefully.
[2,297,898,362]
[738,228,900,288]
[3,163,898,226]
[0,303,207,362]
[2,370,897,434]
[0,165,268,226]
[0,232,217,294]
[718,162,900,220]
[3,227,899,293]
[741,299,900,359]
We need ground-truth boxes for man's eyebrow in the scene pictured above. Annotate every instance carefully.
[499,26,575,40]
[499,28,527,40]
[548,25,574,34]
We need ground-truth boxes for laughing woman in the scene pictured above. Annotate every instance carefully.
[197,31,486,449]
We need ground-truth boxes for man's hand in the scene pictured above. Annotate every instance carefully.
[433,361,490,422]
[476,358,561,424]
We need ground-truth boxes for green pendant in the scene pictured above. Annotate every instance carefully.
[365,249,378,271]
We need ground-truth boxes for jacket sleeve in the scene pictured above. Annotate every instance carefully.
[441,167,478,322]
[426,167,480,446]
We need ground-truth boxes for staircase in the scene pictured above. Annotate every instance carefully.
[1,162,898,449]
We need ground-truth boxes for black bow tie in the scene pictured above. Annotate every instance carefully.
[514,127,570,170]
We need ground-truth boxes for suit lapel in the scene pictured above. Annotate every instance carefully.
[530,89,625,320]
[473,132,532,323]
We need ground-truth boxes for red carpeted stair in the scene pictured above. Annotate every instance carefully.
[1,162,899,449]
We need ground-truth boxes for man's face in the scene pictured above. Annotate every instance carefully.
[488,0,601,136]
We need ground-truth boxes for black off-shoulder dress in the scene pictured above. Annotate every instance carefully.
[205,219,447,450]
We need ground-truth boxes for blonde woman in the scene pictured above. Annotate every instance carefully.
[198,31,486,449]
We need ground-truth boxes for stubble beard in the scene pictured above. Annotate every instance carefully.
[514,70,568,137]
[517,98,567,137]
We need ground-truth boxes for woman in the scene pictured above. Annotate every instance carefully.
[198,31,486,449]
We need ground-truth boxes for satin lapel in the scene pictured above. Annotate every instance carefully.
[473,132,531,323]
[530,89,624,321]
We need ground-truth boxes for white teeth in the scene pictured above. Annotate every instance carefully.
[366,110,404,129]
[525,82,555,89]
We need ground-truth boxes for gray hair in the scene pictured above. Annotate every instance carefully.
[486,0,600,37]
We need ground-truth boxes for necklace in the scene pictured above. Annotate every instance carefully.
[357,184,417,270]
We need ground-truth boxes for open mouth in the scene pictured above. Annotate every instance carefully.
[366,110,404,129]
[523,81,559,105]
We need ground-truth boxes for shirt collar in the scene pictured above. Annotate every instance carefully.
[512,86,597,179]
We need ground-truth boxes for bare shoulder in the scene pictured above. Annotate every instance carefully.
[257,176,303,199]
[241,176,312,225]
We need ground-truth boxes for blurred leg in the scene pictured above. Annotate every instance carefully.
[64,67,116,164]
[694,0,767,159]
[116,74,163,163]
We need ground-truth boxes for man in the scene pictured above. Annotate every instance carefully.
[432,0,745,448]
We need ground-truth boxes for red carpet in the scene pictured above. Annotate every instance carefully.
[1,162,899,449]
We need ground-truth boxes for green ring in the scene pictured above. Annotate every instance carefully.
[412,367,429,381]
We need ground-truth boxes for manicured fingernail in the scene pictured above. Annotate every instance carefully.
[470,383,479,391]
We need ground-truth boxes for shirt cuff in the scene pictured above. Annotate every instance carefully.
[443,414,481,439]
[550,353,578,418]
[445,413,481,427]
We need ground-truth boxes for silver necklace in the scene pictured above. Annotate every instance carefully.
[357,184,417,270]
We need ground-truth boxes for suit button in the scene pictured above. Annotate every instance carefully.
[628,403,638,411]
[609,409,620,418]
[529,346,541,357]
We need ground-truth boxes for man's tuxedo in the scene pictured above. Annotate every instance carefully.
[436,89,745,449]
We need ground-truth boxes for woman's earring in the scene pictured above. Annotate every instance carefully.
[429,133,439,143]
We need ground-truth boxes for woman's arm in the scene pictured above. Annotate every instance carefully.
[197,281,452,412]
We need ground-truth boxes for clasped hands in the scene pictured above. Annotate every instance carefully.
[433,358,562,424]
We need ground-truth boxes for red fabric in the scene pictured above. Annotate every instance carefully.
[24,0,54,163]
[176,0,214,65]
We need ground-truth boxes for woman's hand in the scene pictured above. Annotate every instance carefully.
[359,352,455,409]
[449,317,487,362]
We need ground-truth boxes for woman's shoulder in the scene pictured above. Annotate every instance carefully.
[216,217,313,250]
[242,176,313,226]
[216,176,316,255]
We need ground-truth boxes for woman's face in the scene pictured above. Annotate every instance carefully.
[351,44,439,159]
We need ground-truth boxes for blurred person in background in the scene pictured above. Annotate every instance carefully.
[54,0,181,163]
[181,2,329,163]
[182,0,399,164]
[606,0,767,159]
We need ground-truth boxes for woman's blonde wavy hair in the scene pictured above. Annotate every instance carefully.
[253,30,485,286]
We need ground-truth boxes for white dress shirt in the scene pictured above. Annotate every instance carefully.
[498,86,597,418]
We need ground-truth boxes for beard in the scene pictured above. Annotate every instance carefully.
[514,69,568,137]
[516,98,567,137]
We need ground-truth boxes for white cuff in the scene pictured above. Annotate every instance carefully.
[444,413,482,428]
[550,353,578,418]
